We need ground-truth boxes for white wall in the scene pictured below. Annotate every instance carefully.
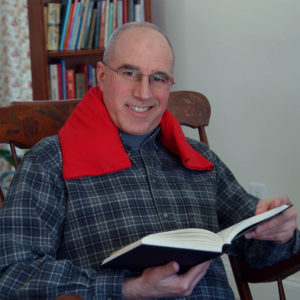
[152,0,300,298]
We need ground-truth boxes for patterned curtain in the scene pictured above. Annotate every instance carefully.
[0,0,32,195]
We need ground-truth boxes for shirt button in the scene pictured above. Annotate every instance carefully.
[152,179,156,183]
[163,212,168,218]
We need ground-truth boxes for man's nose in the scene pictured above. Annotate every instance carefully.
[132,75,153,100]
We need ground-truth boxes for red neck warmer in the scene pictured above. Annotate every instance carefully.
[58,87,213,179]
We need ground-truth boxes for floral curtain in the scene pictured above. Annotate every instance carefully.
[0,0,32,195]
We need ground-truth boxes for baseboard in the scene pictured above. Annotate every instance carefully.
[222,255,300,300]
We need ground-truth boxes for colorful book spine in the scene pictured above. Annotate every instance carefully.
[108,1,114,43]
[69,2,81,50]
[49,64,59,100]
[73,0,86,50]
[104,0,110,47]
[66,0,79,50]
[117,0,123,27]
[59,0,72,51]
[77,0,91,50]
[87,8,97,49]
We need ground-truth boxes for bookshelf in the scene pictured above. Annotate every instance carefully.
[27,0,152,100]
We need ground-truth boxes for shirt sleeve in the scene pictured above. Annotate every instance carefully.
[211,149,300,267]
[0,138,127,299]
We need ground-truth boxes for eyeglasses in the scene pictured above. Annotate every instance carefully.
[103,62,175,88]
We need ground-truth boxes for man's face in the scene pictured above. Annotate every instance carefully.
[97,28,174,136]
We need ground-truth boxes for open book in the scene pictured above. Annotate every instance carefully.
[101,204,291,271]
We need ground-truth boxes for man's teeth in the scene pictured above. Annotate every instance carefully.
[129,106,150,112]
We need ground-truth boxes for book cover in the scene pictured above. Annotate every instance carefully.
[59,0,72,51]
[101,204,291,271]
[66,69,76,99]
[66,0,79,50]
[128,0,134,22]
[47,3,61,51]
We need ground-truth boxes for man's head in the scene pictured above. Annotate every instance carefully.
[97,22,175,136]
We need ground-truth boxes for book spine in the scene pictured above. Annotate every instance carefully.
[87,9,97,49]
[117,0,123,27]
[49,64,59,100]
[73,0,86,50]
[66,0,79,50]
[47,3,61,51]
[99,0,106,49]
[83,0,95,49]
[134,0,144,22]
[63,3,74,50]
[104,0,110,47]
[69,2,81,50]
[128,0,134,22]
[122,0,128,24]
[113,0,117,31]
[60,59,67,100]
[59,0,72,51]
[77,0,91,50]
[75,72,86,99]
[108,1,114,42]
[57,63,63,100]
[66,69,76,99]
[93,0,101,49]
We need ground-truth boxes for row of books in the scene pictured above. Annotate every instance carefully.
[49,61,97,100]
[46,0,145,51]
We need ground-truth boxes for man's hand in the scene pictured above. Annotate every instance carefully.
[122,260,212,299]
[245,196,297,244]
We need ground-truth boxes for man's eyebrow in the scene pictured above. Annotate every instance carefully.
[118,64,139,70]
[118,64,171,77]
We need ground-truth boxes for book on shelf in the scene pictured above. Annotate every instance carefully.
[101,204,292,271]
[60,60,67,100]
[87,8,98,49]
[104,0,110,47]
[77,0,91,50]
[63,2,75,50]
[93,0,102,49]
[122,0,128,23]
[59,0,72,51]
[66,69,76,99]
[117,0,123,27]
[75,72,86,99]
[49,64,62,100]
[134,0,144,22]
[82,0,95,49]
[47,3,61,51]
[99,0,106,48]
[66,0,79,50]
[73,0,86,50]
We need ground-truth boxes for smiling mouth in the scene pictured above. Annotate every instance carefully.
[128,105,152,112]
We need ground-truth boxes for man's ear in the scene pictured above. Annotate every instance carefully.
[97,62,105,90]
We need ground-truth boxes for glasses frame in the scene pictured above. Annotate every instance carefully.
[103,62,175,88]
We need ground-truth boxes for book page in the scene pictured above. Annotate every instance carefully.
[143,228,224,252]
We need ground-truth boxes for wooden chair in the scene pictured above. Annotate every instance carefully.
[0,91,299,300]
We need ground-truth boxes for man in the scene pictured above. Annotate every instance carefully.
[0,22,298,299]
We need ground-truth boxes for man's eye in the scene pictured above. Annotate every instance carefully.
[121,70,139,78]
[152,75,168,83]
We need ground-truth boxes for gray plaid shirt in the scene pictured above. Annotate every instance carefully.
[0,129,299,299]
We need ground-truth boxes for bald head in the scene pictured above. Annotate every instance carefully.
[103,22,175,72]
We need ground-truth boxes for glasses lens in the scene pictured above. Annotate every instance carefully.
[118,68,140,82]
[150,74,171,87]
